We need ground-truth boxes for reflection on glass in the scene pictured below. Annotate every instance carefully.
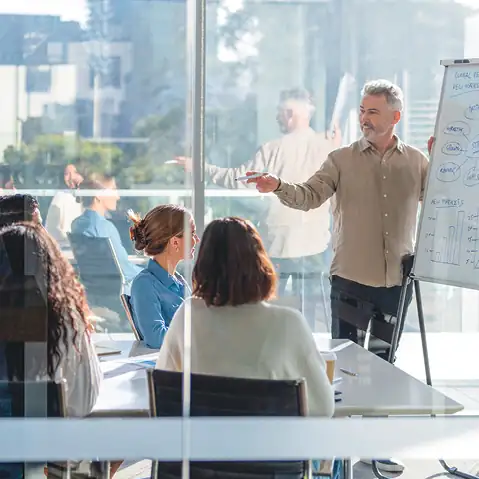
[0,0,478,473]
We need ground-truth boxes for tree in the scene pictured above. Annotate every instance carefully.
[4,134,122,185]
[126,107,186,187]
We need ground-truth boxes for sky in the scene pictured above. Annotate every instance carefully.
[0,0,477,22]
[0,0,89,24]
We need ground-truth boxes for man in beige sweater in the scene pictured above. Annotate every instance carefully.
[176,88,339,330]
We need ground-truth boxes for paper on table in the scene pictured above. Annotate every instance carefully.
[102,357,157,379]
[102,362,145,379]
[132,359,156,368]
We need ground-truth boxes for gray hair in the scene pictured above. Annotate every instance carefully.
[361,79,404,112]
[279,87,316,116]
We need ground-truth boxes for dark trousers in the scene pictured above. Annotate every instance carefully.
[330,275,413,360]
[272,250,332,332]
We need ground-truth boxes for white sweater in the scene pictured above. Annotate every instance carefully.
[57,328,103,416]
[156,298,334,417]
[45,191,83,244]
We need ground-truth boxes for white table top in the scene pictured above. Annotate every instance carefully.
[313,337,463,417]
[91,334,463,418]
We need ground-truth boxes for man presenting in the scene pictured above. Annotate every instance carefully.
[177,88,339,330]
[248,79,431,474]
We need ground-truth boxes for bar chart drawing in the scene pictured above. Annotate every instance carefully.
[431,208,464,265]
[474,210,479,270]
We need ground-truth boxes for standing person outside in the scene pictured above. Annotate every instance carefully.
[176,88,340,330]
[247,79,432,474]
[0,165,15,194]
[45,163,84,245]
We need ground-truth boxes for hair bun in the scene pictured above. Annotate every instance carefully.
[127,209,147,251]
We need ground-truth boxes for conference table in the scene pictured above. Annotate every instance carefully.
[91,333,463,478]
[92,333,463,418]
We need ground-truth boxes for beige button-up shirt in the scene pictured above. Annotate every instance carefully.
[275,136,429,287]
[205,127,334,258]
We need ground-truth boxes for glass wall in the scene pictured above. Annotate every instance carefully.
[1,0,477,333]
[0,0,478,475]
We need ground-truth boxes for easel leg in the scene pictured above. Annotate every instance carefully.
[414,280,432,386]
[414,283,478,478]
[388,275,410,363]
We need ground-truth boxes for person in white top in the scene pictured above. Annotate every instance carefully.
[45,164,84,245]
[175,89,340,331]
[156,216,334,418]
[0,223,102,417]
[0,164,16,195]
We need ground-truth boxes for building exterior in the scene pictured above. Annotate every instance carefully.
[0,13,132,155]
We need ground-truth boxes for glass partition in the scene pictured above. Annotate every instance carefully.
[0,0,478,477]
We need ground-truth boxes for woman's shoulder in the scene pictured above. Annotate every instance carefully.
[180,296,207,310]
[131,264,155,288]
[261,301,305,320]
[260,302,312,336]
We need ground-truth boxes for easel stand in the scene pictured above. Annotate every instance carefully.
[386,255,478,479]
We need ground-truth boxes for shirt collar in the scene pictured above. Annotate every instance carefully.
[359,135,405,154]
[147,259,182,289]
[84,209,106,220]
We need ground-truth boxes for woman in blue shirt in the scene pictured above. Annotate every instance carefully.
[128,204,199,349]
[71,174,142,284]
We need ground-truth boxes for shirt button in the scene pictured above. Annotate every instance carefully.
[384,213,388,217]
[383,176,386,179]
[386,250,389,254]
[385,231,389,235]
[383,194,387,198]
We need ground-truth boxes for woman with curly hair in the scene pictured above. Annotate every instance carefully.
[0,222,102,414]
[128,204,199,349]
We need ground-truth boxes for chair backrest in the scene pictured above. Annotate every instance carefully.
[148,369,309,479]
[331,288,395,355]
[3,380,66,418]
[0,381,68,478]
[108,216,135,255]
[120,293,142,341]
[68,234,123,295]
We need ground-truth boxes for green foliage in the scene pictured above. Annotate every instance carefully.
[128,106,187,187]
[3,134,123,188]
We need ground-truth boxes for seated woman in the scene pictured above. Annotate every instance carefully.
[156,217,339,478]
[0,194,42,227]
[128,205,198,349]
[0,223,102,478]
[71,174,141,284]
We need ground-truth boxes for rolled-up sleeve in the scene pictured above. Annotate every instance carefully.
[63,331,103,417]
[205,148,267,190]
[274,154,339,211]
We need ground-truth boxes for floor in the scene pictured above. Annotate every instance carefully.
[115,458,479,479]
[114,332,479,479]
